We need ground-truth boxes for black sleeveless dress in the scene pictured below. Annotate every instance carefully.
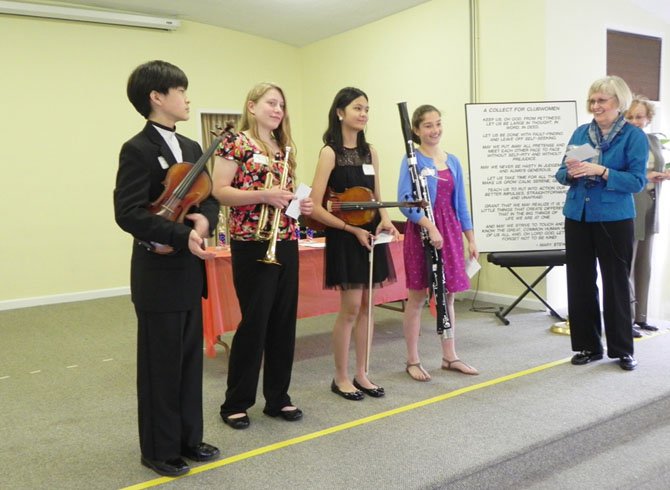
[324,146,396,290]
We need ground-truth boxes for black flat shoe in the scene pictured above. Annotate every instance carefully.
[141,456,189,477]
[632,326,642,338]
[353,378,385,398]
[263,406,303,421]
[221,413,250,429]
[330,380,364,401]
[619,355,638,371]
[181,442,220,462]
[635,321,658,332]
[571,350,603,365]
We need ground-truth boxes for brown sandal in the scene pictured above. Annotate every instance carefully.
[441,358,479,375]
[406,362,431,381]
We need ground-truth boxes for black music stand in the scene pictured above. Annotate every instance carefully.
[486,250,566,325]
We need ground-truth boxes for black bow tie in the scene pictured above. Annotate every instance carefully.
[150,121,176,132]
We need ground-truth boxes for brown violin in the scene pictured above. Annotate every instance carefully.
[145,124,232,254]
[308,186,426,231]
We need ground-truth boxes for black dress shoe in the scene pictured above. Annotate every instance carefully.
[353,378,385,398]
[571,350,603,365]
[263,406,303,421]
[619,355,638,371]
[331,380,364,401]
[632,326,642,338]
[181,442,220,462]
[141,456,189,477]
[221,413,250,429]
[635,321,658,332]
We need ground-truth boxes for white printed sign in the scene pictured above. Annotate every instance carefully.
[465,101,577,252]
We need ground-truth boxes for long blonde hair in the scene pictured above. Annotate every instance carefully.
[238,82,296,174]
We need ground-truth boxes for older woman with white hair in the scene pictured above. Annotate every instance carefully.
[625,96,669,334]
[555,75,647,371]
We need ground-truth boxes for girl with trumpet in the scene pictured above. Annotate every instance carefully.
[310,87,398,400]
[212,82,313,429]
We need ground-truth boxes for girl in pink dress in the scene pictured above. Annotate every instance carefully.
[397,105,479,381]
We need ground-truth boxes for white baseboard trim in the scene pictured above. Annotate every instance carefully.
[0,287,130,311]
[0,287,546,314]
[456,289,545,311]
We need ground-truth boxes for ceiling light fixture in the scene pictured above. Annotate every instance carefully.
[0,0,180,30]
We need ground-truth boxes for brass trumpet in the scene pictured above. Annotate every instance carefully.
[256,146,292,265]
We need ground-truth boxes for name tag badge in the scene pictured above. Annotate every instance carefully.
[362,164,375,175]
[157,156,169,169]
[253,153,269,165]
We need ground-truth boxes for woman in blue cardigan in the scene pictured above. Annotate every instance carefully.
[555,75,647,371]
[397,105,478,381]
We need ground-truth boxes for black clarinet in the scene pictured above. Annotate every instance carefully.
[397,102,453,339]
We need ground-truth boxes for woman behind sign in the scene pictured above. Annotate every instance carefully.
[625,95,669,333]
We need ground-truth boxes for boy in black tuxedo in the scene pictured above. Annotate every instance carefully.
[114,60,220,477]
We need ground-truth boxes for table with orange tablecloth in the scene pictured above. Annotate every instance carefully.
[202,236,406,357]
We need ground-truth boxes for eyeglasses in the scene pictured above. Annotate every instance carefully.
[588,96,614,106]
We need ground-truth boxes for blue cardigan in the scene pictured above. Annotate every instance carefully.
[397,150,472,231]
[555,121,647,222]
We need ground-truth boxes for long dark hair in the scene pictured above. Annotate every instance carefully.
[322,87,370,158]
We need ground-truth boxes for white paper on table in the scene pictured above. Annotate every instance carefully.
[372,231,394,246]
[285,183,312,220]
[301,241,326,248]
[465,257,481,278]
[565,144,598,162]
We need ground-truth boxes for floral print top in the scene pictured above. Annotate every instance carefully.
[215,131,296,241]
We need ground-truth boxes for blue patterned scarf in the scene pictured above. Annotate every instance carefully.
[587,114,627,165]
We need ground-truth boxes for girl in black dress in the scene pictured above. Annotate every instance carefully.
[310,87,398,400]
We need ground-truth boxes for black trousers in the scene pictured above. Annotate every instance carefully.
[136,307,204,460]
[565,218,634,358]
[221,239,299,416]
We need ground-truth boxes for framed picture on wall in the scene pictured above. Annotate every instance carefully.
[198,110,241,248]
